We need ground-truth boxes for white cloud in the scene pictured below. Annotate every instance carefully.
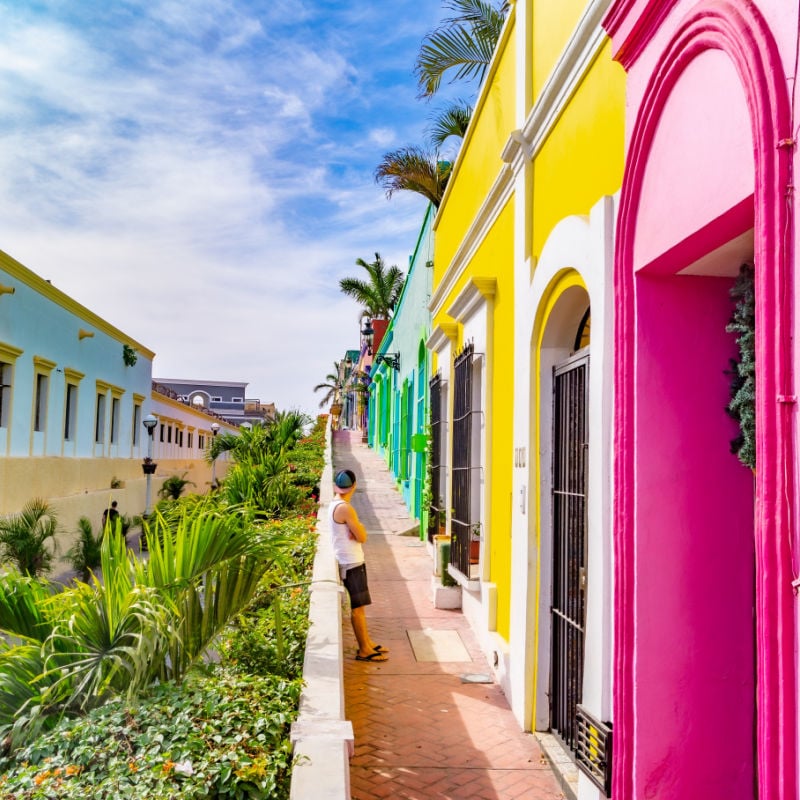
[0,0,443,413]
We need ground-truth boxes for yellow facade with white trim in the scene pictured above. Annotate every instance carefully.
[428,0,626,762]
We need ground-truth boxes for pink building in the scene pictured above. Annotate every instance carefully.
[603,1,798,798]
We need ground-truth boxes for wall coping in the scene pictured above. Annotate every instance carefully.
[290,420,353,800]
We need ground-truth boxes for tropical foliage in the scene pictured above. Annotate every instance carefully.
[0,414,328,798]
[157,473,195,500]
[0,498,59,577]
[338,253,405,319]
[414,0,510,98]
[374,147,452,208]
[63,517,105,582]
[726,263,756,469]
[313,361,343,408]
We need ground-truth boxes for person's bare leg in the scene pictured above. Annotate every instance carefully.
[352,607,386,660]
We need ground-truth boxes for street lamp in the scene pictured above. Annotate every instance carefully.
[141,414,158,517]
[210,422,221,489]
[361,319,374,355]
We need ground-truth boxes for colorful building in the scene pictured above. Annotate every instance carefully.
[0,248,234,557]
[369,205,434,528]
[604,0,798,797]
[427,1,624,797]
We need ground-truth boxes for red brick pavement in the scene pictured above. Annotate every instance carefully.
[333,430,564,800]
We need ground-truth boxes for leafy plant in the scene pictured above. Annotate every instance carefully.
[726,263,756,469]
[121,344,138,367]
[0,668,302,799]
[63,517,104,582]
[338,253,405,319]
[157,473,195,500]
[0,498,59,576]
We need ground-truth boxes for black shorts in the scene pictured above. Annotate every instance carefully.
[343,563,372,610]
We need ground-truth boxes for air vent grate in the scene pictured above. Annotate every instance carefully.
[575,705,612,796]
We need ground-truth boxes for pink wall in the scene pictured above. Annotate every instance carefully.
[634,273,755,796]
[606,1,797,798]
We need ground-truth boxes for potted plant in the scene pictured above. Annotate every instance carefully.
[470,523,481,565]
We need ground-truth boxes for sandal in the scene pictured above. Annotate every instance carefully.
[355,651,388,662]
[373,644,389,653]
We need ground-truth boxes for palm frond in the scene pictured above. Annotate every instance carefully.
[428,99,473,149]
[415,0,508,98]
[374,146,451,208]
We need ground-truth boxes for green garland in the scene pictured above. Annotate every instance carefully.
[725,263,755,469]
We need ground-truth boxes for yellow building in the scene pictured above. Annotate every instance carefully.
[428,2,624,796]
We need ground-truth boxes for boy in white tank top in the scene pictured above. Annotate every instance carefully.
[330,469,388,662]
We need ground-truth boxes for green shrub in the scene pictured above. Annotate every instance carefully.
[0,668,301,799]
[63,517,103,582]
[0,499,58,577]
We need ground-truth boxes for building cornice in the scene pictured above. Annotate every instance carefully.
[447,277,497,322]
[63,368,85,383]
[426,321,459,353]
[0,342,23,362]
[33,355,57,372]
[0,249,155,360]
[602,0,671,68]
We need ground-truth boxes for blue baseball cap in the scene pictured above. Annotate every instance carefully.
[334,469,356,492]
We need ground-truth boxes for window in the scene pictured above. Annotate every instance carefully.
[167,425,172,444]
[199,434,205,450]
[64,383,78,440]
[211,396,222,403]
[132,404,142,446]
[110,397,121,444]
[160,423,165,443]
[34,373,48,432]
[0,361,10,428]
[95,393,106,443]
[187,431,193,449]
[232,397,243,403]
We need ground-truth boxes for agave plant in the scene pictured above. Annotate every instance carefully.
[0,499,59,577]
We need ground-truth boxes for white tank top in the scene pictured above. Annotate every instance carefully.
[329,498,364,566]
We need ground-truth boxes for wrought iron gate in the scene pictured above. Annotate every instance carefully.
[550,352,589,753]
[451,342,474,576]
[428,371,443,542]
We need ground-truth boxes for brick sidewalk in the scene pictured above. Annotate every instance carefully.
[333,430,564,800]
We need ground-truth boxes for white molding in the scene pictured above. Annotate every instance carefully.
[447,278,498,323]
[426,321,458,354]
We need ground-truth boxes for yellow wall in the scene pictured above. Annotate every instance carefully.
[531,40,625,259]
[434,20,516,285]
[532,0,587,99]
[0,456,228,575]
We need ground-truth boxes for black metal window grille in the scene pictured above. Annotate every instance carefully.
[451,342,475,576]
[550,353,589,754]
[428,371,443,542]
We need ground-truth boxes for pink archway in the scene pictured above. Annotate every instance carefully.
[611,2,795,798]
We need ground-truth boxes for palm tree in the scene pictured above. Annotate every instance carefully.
[427,99,474,149]
[314,362,343,409]
[0,499,58,577]
[338,253,405,319]
[414,0,510,99]
[374,147,452,208]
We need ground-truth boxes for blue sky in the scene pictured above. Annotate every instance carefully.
[0,0,454,414]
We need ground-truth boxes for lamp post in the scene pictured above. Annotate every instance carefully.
[210,422,220,489]
[141,414,158,517]
[361,319,374,355]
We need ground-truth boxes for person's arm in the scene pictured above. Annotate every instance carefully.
[334,502,367,543]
